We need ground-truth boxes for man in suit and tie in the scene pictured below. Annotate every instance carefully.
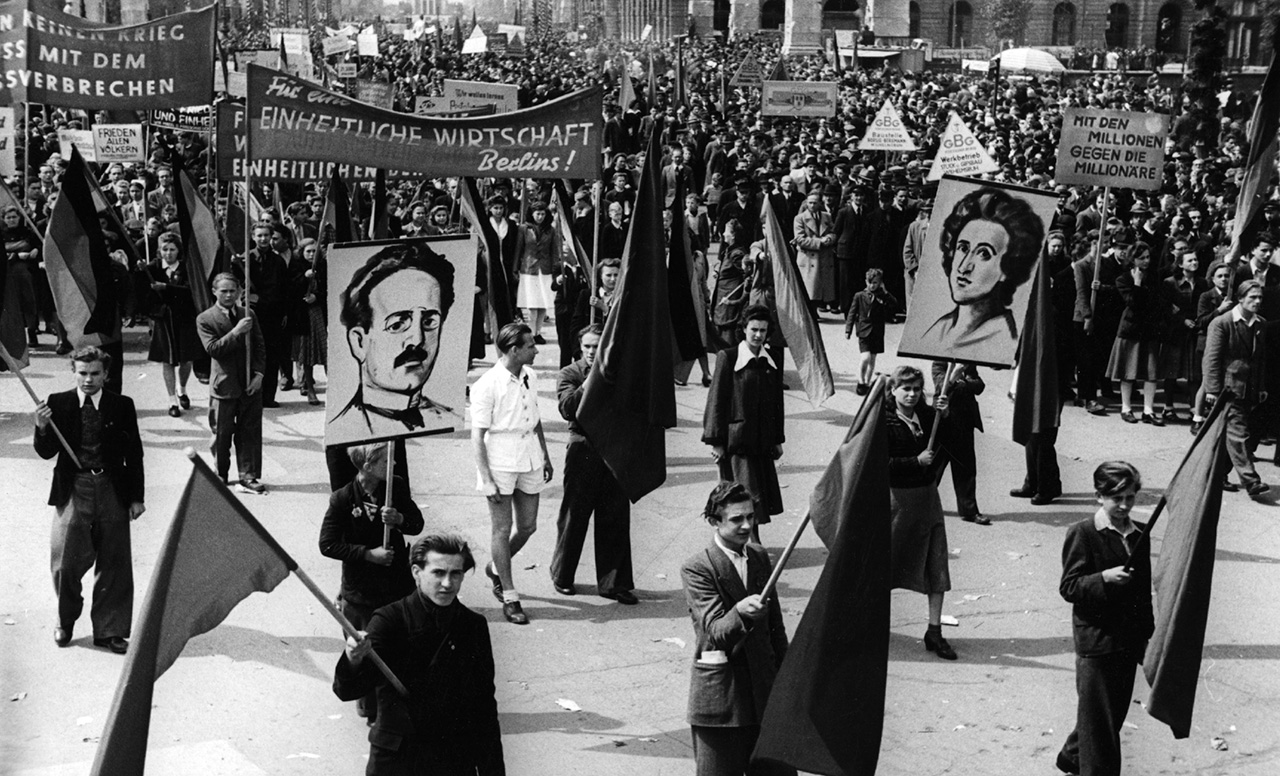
[118,178,149,224]
[1203,279,1270,497]
[34,346,145,654]
[663,144,694,209]
[147,164,176,213]
[197,272,267,495]
[680,482,792,776]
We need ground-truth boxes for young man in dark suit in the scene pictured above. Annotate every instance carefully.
[196,272,267,495]
[680,482,792,776]
[335,534,504,775]
[34,346,145,653]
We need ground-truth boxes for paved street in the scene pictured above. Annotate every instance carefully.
[3,311,1279,776]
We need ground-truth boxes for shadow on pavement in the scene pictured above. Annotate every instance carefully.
[888,631,1074,671]
[499,708,626,736]
[180,625,344,682]
[578,728,694,759]
[490,592,688,625]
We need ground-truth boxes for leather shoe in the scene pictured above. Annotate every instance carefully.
[602,589,639,605]
[1141,412,1165,427]
[502,601,529,625]
[1221,480,1240,493]
[1085,401,1108,416]
[1055,750,1080,775]
[262,400,281,409]
[1030,493,1059,506]
[961,513,992,525]
[485,563,504,603]
[94,636,128,654]
[54,625,72,647]
[923,629,957,660]
[178,394,191,410]
[1247,481,1270,497]
[1190,420,1204,436]
[552,579,576,596]
[167,405,182,418]
[1009,486,1035,498]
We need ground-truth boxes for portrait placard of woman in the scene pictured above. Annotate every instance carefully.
[898,178,1058,368]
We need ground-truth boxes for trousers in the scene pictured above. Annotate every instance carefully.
[1059,651,1140,776]
[550,441,634,593]
[50,473,132,638]
[209,393,263,481]
[1021,427,1062,498]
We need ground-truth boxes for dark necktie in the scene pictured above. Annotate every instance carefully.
[364,404,425,430]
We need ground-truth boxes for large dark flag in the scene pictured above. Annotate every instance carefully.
[173,170,219,314]
[43,146,120,349]
[619,67,637,111]
[1230,52,1280,254]
[1143,398,1231,739]
[551,180,592,280]
[90,454,293,776]
[458,177,515,329]
[668,170,706,364]
[576,122,677,502]
[320,170,356,244]
[753,377,891,774]
[761,197,835,407]
[225,181,266,256]
[369,168,390,240]
[1012,247,1060,445]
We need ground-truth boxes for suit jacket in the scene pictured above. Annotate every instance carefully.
[1202,311,1267,402]
[333,593,504,775]
[34,389,144,509]
[556,359,589,442]
[833,203,886,264]
[319,475,425,608]
[196,304,266,400]
[681,538,787,727]
[1059,517,1154,658]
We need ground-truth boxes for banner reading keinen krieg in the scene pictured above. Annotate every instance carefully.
[246,65,602,179]
[0,0,215,109]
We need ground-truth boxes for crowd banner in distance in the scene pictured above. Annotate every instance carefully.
[929,111,998,181]
[245,65,602,180]
[761,81,838,118]
[0,0,215,109]
[1054,108,1168,191]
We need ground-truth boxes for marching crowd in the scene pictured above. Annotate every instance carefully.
[11,19,1277,776]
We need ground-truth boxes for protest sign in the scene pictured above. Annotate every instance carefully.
[761,81,838,118]
[93,124,144,162]
[235,49,280,70]
[58,129,97,162]
[245,65,601,179]
[355,79,394,109]
[323,35,354,57]
[324,236,476,447]
[0,107,15,177]
[461,27,486,54]
[357,30,379,57]
[858,99,918,151]
[414,97,498,116]
[729,53,762,87]
[1055,108,1168,191]
[0,0,216,109]
[215,67,246,98]
[337,63,358,79]
[929,112,998,180]
[898,176,1057,368]
[150,106,213,133]
[441,79,519,113]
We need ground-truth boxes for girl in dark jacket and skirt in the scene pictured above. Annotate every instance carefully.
[145,233,201,417]
[1105,242,1166,425]
[1158,248,1206,422]
[885,365,956,660]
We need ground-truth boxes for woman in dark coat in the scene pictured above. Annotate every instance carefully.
[145,232,201,417]
[710,218,751,351]
[1,205,42,347]
[702,305,784,537]
[885,365,956,660]
[516,201,556,344]
[1158,247,1207,421]
[290,238,327,405]
[599,200,629,262]
[1105,242,1166,425]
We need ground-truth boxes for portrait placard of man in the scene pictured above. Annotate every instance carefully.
[898,176,1058,368]
[325,236,477,447]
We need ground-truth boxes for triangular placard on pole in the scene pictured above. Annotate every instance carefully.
[928,112,999,180]
[730,52,762,87]
[858,99,917,151]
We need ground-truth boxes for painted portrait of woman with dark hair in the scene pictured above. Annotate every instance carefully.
[913,186,1046,361]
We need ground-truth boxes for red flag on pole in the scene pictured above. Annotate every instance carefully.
[576,120,677,502]
[1143,398,1231,738]
[173,170,220,315]
[89,453,294,776]
[1230,52,1280,255]
[1012,246,1060,445]
[753,377,891,773]
[321,169,357,244]
[761,197,835,408]
[369,168,389,240]
[43,146,121,349]
[458,176,515,329]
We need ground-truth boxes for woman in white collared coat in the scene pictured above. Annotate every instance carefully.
[792,190,836,313]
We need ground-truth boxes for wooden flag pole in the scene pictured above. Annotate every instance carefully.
[926,361,957,453]
[243,88,254,382]
[590,181,602,323]
[1088,186,1111,315]
[382,440,395,549]
[0,342,84,469]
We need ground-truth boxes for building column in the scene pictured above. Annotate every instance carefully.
[782,0,822,55]
[688,0,714,38]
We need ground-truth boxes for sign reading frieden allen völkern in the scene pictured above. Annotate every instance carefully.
[245,65,603,179]
[0,0,216,110]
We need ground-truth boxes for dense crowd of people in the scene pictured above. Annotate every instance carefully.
[12,17,1278,776]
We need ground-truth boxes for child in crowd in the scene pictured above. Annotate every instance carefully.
[1057,461,1154,776]
[846,268,898,396]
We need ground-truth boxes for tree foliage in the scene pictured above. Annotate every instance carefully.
[1183,1,1228,151]
[984,0,1033,47]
